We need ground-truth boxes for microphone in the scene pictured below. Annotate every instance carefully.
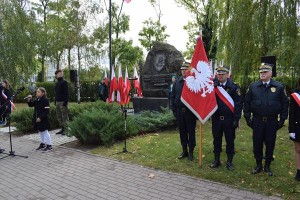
[24,96,32,100]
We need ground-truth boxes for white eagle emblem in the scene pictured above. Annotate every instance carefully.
[186,61,214,97]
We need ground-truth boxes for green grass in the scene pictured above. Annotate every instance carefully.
[91,118,300,200]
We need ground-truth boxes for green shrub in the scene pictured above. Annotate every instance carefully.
[11,101,176,146]
[68,102,138,145]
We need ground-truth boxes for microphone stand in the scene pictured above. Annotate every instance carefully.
[0,88,28,159]
[112,79,136,155]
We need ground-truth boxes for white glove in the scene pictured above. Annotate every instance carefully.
[289,133,296,139]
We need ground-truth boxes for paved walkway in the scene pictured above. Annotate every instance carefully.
[0,128,282,200]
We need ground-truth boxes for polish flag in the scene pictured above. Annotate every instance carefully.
[181,35,217,124]
[108,66,118,103]
[133,66,142,97]
[117,66,125,105]
[123,67,131,104]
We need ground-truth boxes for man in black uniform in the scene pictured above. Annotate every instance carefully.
[171,62,197,161]
[210,66,243,170]
[244,63,289,176]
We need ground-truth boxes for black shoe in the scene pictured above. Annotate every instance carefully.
[252,165,262,174]
[42,145,53,152]
[61,132,66,136]
[178,151,188,159]
[188,153,194,161]
[56,128,64,135]
[226,161,234,170]
[36,143,45,150]
[0,148,5,153]
[210,160,221,168]
[264,166,273,176]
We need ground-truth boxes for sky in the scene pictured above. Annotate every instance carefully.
[121,0,193,53]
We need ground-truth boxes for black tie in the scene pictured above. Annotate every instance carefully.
[263,83,267,88]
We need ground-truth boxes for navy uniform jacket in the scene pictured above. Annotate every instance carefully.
[213,78,242,121]
[170,76,185,112]
[28,96,50,132]
[244,79,289,121]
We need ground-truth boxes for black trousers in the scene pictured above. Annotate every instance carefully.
[252,117,278,162]
[212,116,235,155]
[177,107,196,150]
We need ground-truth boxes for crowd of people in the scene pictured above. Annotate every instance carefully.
[171,61,300,181]
[0,63,299,181]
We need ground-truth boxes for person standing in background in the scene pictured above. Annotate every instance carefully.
[168,75,176,108]
[98,78,108,102]
[54,69,69,135]
[0,80,12,126]
[288,80,300,181]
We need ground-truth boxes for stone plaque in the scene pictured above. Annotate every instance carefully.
[141,42,184,97]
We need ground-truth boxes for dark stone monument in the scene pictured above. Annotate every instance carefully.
[132,42,184,113]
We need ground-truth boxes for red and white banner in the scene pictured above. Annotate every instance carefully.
[117,66,125,105]
[134,66,142,97]
[181,36,217,124]
[123,67,131,104]
[108,67,118,103]
[291,92,300,106]
[214,86,234,113]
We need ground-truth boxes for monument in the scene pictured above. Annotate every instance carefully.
[132,42,184,113]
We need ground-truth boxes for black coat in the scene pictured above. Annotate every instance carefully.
[289,90,300,141]
[0,86,12,117]
[28,96,50,132]
[55,77,69,103]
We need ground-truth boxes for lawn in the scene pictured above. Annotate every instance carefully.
[91,118,300,200]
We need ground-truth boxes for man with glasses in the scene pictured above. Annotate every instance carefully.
[171,61,197,161]
[210,66,242,170]
[244,63,289,176]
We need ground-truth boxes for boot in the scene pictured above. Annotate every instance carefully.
[210,153,221,168]
[252,160,262,174]
[188,148,194,161]
[264,161,273,176]
[178,145,188,159]
[295,169,300,181]
[226,154,234,171]
[36,143,45,150]
[56,127,64,135]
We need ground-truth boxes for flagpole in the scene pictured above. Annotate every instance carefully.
[198,122,203,166]
[109,0,112,80]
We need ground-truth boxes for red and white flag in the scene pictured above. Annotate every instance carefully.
[108,66,118,103]
[117,66,125,105]
[123,67,131,104]
[291,92,300,106]
[133,66,142,97]
[181,35,217,124]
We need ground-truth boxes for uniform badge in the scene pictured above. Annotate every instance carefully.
[236,89,241,96]
[271,87,276,92]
